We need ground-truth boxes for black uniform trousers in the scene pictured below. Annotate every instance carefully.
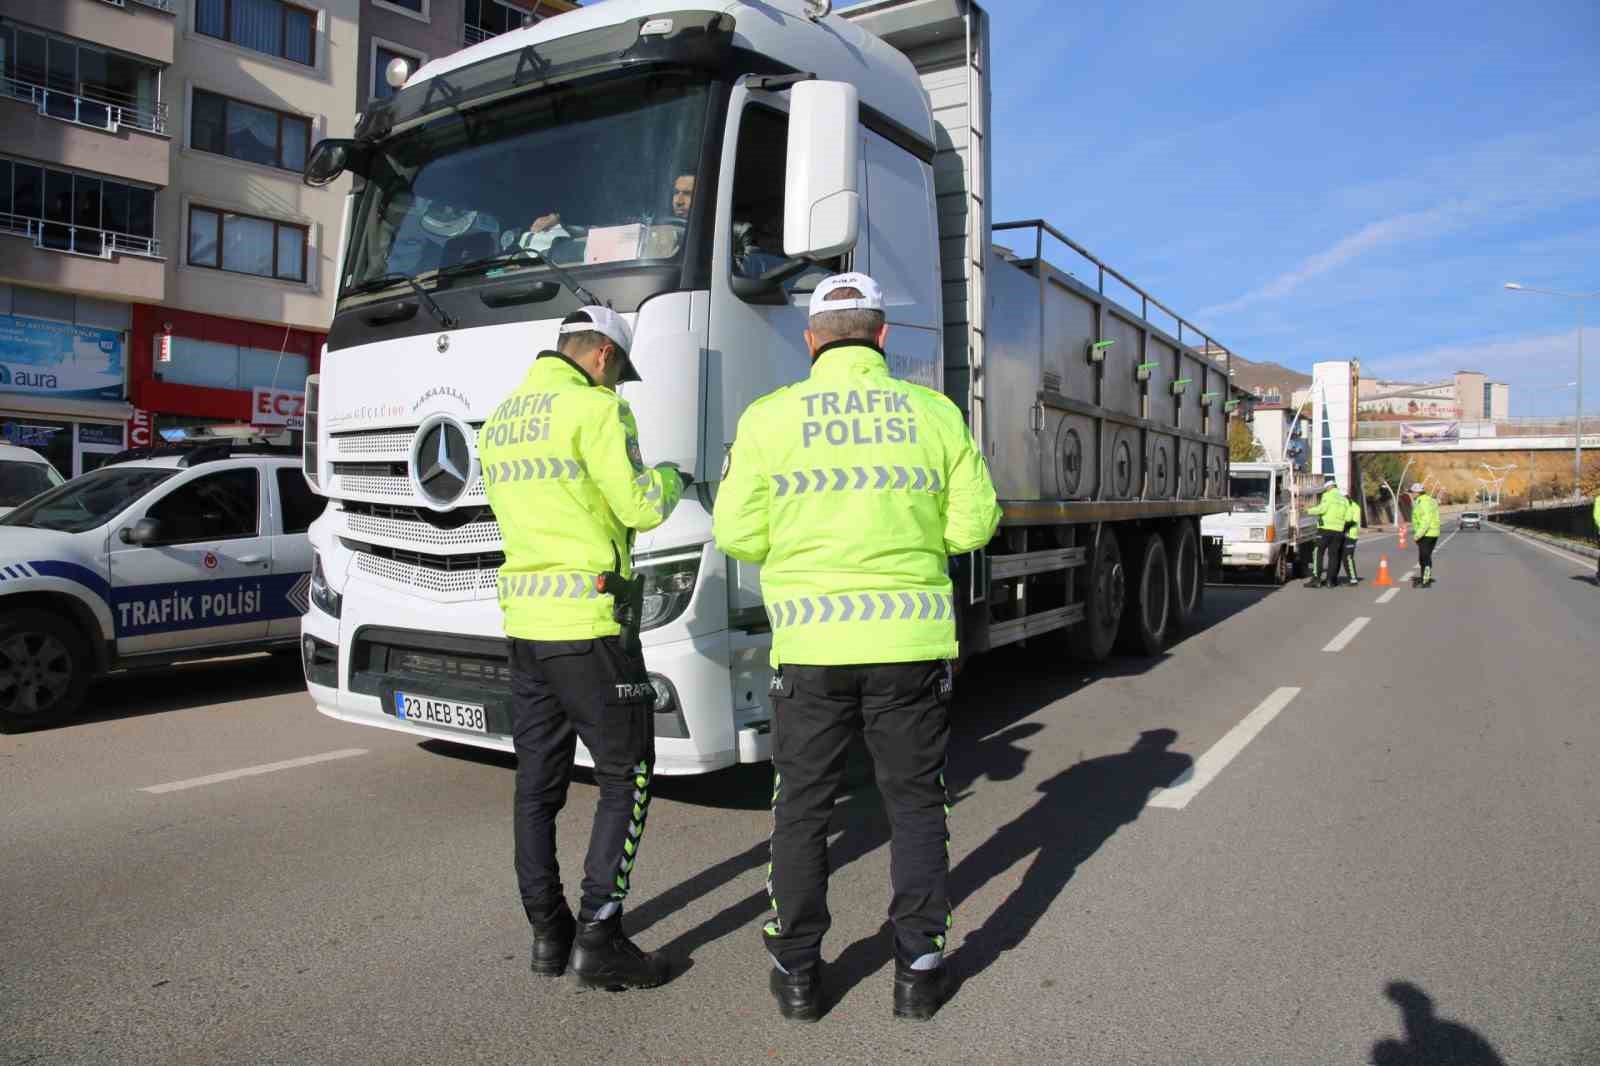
[765,661,951,973]
[1317,529,1346,583]
[1417,535,1438,578]
[509,636,655,924]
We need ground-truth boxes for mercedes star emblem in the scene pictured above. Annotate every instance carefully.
[411,417,472,509]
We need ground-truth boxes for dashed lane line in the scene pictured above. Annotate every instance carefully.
[1322,617,1371,652]
[139,749,369,794]
[1148,687,1301,810]
[1375,589,1399,604]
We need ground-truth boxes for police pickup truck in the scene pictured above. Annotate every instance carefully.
[0,440,324,731]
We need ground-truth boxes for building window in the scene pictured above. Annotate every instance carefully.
[195,0,317,67]
[375,0,425,14]
[0,24,166,133]
[0,156,156,256]
[156,336,311,394]
[371,43,425,102]
[188,206,308,282]
[463,0,538,46]
[190,89,310,172]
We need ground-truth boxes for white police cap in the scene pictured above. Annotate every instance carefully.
[808,272,884,318]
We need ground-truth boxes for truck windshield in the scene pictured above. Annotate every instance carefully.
[0,467,176,533]
[1228,476,1271,514]
[343,70,711,299]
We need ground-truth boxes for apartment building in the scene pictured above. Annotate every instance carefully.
[2,0,577,473]
[356,0,577,112]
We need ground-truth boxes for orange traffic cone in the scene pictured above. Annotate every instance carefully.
[1398,523,1408,549]
[1375,555,1393,587]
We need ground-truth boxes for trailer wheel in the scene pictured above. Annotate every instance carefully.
[0,609,90,734]
[1165,521,1203,632]
[1117,533,1170,657]
[1070,528,1124,663]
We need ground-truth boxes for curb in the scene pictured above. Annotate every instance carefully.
[1491,521,1600,560]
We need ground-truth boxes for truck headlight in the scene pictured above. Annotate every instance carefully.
[637,554,699,631]
[1247,527,1267,541]
[310,551,342,618]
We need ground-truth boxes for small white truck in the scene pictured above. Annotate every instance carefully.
[1202,461,1320,584]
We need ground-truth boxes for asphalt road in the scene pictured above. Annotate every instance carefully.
[4,521,1598,1065]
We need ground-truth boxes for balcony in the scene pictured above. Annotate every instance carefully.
[3,74,167,135]
[0,214,165,302]
[6,0,175,66]
[463,23,495,46]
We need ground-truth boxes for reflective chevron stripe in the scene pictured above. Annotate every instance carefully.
[770,465,942,496]
[496,572,602,599]
[482,456,585,487]
[765,591,954,629]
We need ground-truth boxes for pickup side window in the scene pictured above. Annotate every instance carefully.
[276,467,326,534]
[147,469,259,543]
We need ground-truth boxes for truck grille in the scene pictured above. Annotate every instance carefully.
[331,460,488,504]
[340,501,503,549]
[331,430,412,458]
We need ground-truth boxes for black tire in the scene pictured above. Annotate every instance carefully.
[1165,521,1203,631]
[1290,544,1310,579]
[1272,546,1291,586]
[0,608,91,733]
[1070,527,1124,663]
[1117,532,1171,657]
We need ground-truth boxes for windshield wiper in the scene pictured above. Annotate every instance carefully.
[345,272,456,329]
[439,250,599,307]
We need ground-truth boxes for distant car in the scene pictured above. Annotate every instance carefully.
[1460,511,1482,530]
[0,443,66,518]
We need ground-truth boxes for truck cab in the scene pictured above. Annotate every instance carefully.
[1202,461,1318,584]
[0,440,325,732]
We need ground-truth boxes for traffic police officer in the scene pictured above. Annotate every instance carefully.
[1342,491,1362,584]
[1410,482,1440,587]
[479,307,686,990]
[1306,475,1348,588]
[1593,493,1599,583]
[712,273,1002,1022]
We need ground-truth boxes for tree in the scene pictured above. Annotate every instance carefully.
[1358,453,1409,523]
[1228,417,1264,462]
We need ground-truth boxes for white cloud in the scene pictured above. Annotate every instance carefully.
[1360,327,1599,413]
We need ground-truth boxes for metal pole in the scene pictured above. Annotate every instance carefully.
[1577,302,1584,498]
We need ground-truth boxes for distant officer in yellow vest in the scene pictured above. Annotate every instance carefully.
[1342,493,1363,583]
[713,273,1002,1023]
[479,307,685,991]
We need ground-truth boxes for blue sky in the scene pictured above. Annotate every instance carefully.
[853,0,1599,415]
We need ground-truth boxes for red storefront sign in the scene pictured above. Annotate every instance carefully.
[252,386,306,428]
[129,305,324,423]
[127,407,153,448]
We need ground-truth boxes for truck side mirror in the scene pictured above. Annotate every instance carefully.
[783,81,860,260]
[120,517,162,546]
[304,138,368,188]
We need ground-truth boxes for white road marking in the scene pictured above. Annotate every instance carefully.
[1375,589,1399,604]
[1149,687,1301,810]
[1491,523,1597,569]
[1323,617,1371,652]
[139,749,369,794]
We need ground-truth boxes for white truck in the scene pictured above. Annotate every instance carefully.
[297,0,1234,774]
[1201,461,1321,584]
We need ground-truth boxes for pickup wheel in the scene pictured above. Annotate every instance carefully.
[1117,532,1170,657]
[1164,521,1203,632]
[1272,547,1291,585]
[0,609,91,733]
[1070,527,1124,663]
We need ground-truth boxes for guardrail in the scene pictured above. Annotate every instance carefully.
[0,212,162,260]
[3,75,168,135]
[1355,417,1595,440]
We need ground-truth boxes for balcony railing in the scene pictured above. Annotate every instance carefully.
[0,212,162,260]
[463,23,495,46]
[3,75,168,135]
[95,0,178,12]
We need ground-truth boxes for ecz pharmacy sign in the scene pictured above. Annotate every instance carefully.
[252,386,305,429]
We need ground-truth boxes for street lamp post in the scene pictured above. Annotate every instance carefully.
[1504,283,1598,496]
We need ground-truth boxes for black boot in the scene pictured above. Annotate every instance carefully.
[892,960,950,1021]
[769,965,823,1022]
[570,913,668,991]
[528,900,575,977]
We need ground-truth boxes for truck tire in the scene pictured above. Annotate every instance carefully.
[1070,528,1124,663]
[1290,545,1309,579]
[0,609,91,733]
[1164,521,1203,632]
[1272,547,1290,586]
[1117,532,1171,657]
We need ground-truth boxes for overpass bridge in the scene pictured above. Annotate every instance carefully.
[1351,417,1600,453]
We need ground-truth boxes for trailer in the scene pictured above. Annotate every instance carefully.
[297,0,1233,773]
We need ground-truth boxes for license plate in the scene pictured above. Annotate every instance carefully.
[393,692,487,734]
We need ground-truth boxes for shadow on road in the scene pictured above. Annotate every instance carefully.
[1369,981,1506,1066]
[73,651,306,727]
[1571,574,1599,587]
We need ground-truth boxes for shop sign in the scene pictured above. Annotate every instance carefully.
[128,408,153,448]
[0,313,124,400]
[252,386,306,428]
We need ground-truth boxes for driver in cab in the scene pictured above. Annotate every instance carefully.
[518,173,753,265]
